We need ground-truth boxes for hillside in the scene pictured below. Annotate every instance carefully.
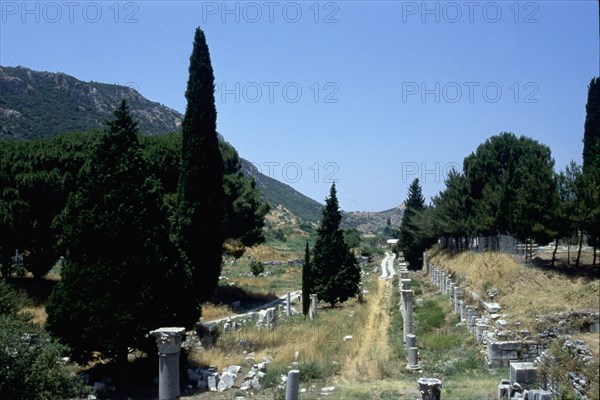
[342,204,404,234]
[0,66,182,139]
[241,159,324,222]
[0,65,326,221]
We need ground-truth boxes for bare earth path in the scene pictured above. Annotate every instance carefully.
[342,277,393,381]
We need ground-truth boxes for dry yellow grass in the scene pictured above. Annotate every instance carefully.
[342,278,393,381]
[429,250,600,331]
[189,293,368,374]
[200,304,235,321]
[21,305,47,325]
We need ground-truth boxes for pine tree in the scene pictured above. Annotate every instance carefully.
[397,178,426,268]
[46,101,197,363]
[302,241,311,316]
[462,133,557,242]
[221,140,269,257]
[175,28,225,303]
[312,184,360,306]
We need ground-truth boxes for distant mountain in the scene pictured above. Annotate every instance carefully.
[0,66,182,139]
[0,65,325,221]
[240,159,324,222]
[342,205,405,234]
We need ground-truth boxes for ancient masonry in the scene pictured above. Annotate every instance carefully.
[424,256,599,368]
[423,253,598,400]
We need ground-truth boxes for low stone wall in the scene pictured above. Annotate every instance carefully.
[426,263,545,367]
[426,260,599,369]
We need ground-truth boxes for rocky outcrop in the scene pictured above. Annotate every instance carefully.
[0,66,182,139]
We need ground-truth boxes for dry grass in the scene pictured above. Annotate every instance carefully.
[200,304,235,321]
[573,332,600,359]
[342,278,393,381]
[21,305,47,325]
[429,250,600,332]
[189,292,369,375]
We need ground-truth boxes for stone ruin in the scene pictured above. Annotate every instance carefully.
[425,256,599,399]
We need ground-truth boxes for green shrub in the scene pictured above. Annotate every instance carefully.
[415,298,446,334]
[0,281,91,400]
[0,280,27,316]
[250,260,265,277]
[299,360,326,380]
[0,314,92,400]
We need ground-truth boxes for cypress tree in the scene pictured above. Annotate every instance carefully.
[583,77,600,172]
[46,101,196,363]
[176,28,225,303]
[312,184,360,307]
[582,77,600,265]
[302,241,311,316]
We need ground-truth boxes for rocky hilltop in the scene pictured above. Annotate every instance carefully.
[0,66,182,139]
[342,205,404,234]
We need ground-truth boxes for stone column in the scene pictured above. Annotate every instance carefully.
[286,292,291,316]
[358,282,364,304]
[407,347,419,369]
[453,287,462,314]
[402,289,413,343]
[460,300,467,322]
[400,279,411,315]
[417,377,442,400]
[285,369,300,400]
[309,294,317,320]
[406,333,416,352]
[448,283,455,303]
[150,327,186,400]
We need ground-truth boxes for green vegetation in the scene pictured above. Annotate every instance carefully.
[175,27,225,304]
[302,241,312,316]
[539,339,599,400]
[46,101,198,363]
[0,66,181,140]
[0,280,91,400]
[0,131,267,281]
[249,259,265,277]
[581,77,600,265]
[400,117,600,268]
[395,178,434,268]
[312,184,361,306]
[243,159,324,222]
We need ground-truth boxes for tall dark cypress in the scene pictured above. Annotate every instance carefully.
[582,77,600,266]
[176,28,224,303]
[583,77,600,173]
[302,241,311,316]
[312,184,360,307]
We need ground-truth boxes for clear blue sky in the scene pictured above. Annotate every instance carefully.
[1,1,598,211]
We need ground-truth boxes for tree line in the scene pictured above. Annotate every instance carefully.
[0,28,268,363]
[395,77,600,268]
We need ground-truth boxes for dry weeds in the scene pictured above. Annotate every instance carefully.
[429,250,600,332]
[342,278,393,381]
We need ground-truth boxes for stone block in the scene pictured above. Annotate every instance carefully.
[500,341,523,351]
[527,389,553,400]
[217,371,236,392]
[497,379,510,400]
[483,302,502,313]
[207,374,218,391]
[510,362,537,389]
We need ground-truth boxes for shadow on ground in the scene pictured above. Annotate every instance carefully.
[210,285,279,313]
